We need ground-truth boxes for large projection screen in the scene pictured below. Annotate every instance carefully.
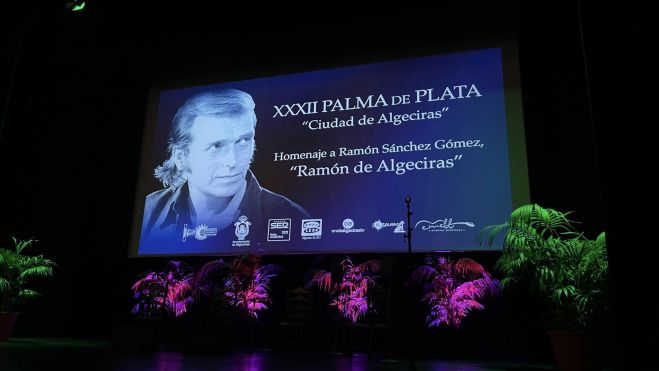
[130,47,529,256]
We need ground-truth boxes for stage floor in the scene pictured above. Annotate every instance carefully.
[1,337,573,370]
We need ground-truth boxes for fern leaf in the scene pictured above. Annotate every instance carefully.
[18,289,40,298]
[0,277,10,293]
[18,266,54,280]
[452,258,487,280]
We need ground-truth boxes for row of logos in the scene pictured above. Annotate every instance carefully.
[182,215,475,243]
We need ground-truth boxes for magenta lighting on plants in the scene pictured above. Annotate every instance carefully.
[187,253,280,320]
[408,255,499,328]
[131,261,196,318]
[223,253,279,320]
[308,256,381,324]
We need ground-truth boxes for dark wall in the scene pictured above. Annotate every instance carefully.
[1,0,623,364]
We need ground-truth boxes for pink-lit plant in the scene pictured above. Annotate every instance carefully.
[408,255,499,328]
[186,253,279,320]
[131,261,196,318]
[308,256,381,324]
[222,253,279,320]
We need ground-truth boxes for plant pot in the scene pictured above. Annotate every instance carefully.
[548,331,598,371]
[0,312,19,342]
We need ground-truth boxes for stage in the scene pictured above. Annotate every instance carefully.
[1,338,565,371]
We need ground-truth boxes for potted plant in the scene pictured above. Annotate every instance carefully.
[480,204,608,371]
[126,260,201,351]
[131,260,198,318]
[407,255,499,328]
[194,252,280,320]
[196,253,280,349]
[0,237,56,341]
[222,253,280,320]
[308,255,382,324]
[307,255,382,355]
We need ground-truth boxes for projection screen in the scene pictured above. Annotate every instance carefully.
[130,47,529,256]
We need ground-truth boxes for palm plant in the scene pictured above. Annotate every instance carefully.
[479,204,608,330]
[308,256,381,323]
[408,255,499,328]
[192,258,227,297]
[131,261,197,318]
[0,238,56,313]
[222,253,279,320]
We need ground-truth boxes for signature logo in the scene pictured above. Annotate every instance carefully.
[415,218,475,232]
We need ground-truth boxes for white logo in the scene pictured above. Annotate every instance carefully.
[182,224,218,242]
[372,219,405,233]
[301,219,323,240]
[195,224,217,240]
[232,215,251,247]
[267,218,291,241]
[234,215,251,240]
[342,219,354,229]
[415,218,475,232]
[331,218,365,234]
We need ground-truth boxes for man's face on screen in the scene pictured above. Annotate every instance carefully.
[183,113,255,199]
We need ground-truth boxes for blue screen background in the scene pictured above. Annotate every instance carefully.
[138,48,515,255]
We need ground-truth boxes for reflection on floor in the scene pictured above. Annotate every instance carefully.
[0,338,566,371]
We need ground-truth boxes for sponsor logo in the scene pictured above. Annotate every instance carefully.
[372,219,405,233]
[301,219,323,240]
[232,215,251,247]
[268,218,291,241]
[415,218,475,232]
[182,224,218,242]
[343,219,354,229]
[331,218,366,234]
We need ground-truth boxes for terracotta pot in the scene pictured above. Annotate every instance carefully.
[0,312,19,342]
[548,331,598,371]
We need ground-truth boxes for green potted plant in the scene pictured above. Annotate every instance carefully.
[0,237,56,341]
[479,204,608,371]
